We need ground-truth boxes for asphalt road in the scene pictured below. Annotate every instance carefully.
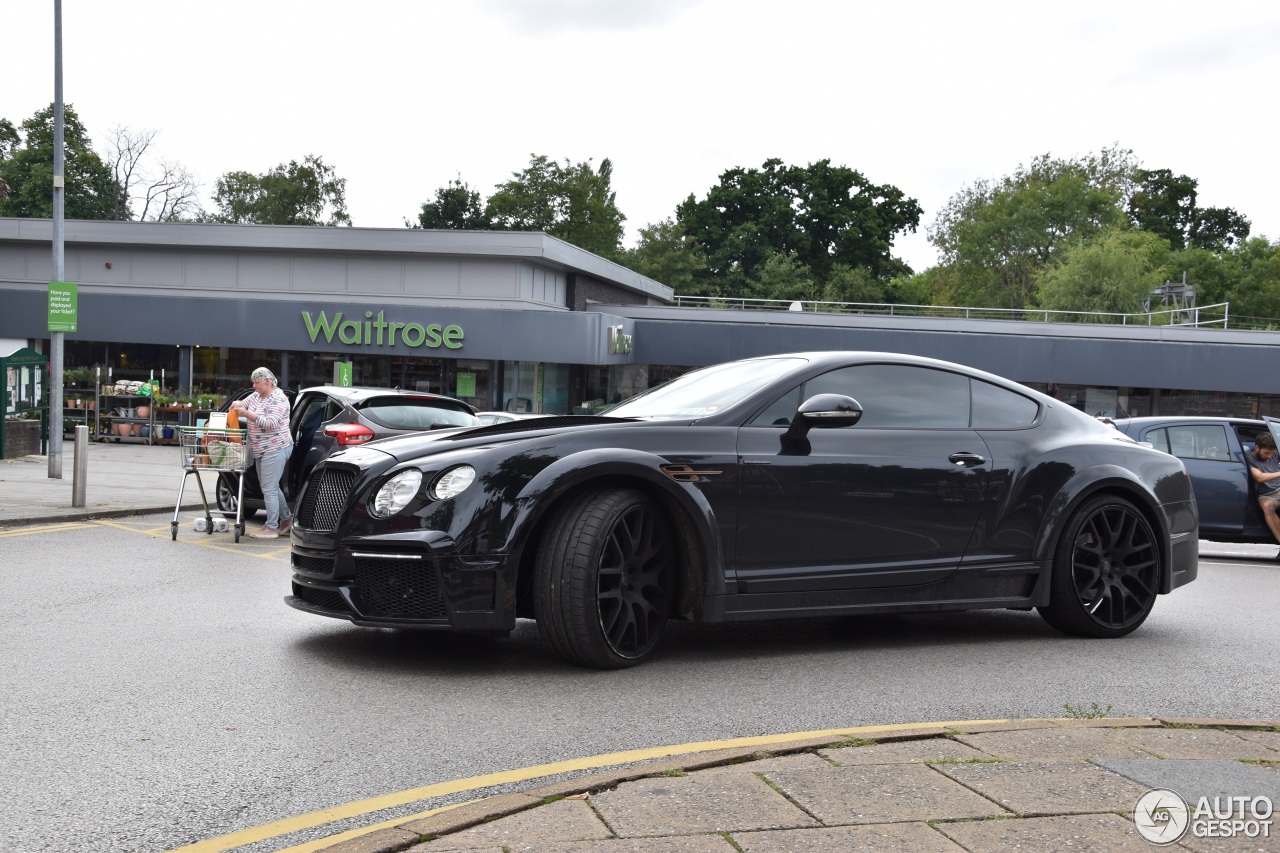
[2,515,1277,853]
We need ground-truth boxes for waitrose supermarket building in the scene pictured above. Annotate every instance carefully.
[3,217,1280,419]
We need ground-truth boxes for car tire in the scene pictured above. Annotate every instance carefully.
[533,487,675,668]
[1037,494,1160,638]
[216,473,259,520]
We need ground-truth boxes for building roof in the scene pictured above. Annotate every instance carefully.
[0,218,673,303]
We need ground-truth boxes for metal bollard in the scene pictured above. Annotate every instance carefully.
[72,425,88,507]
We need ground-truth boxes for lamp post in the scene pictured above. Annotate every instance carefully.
[48,0,65,479]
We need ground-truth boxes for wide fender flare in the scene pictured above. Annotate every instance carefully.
[1035,462,1172,575]
[504,447,728,600]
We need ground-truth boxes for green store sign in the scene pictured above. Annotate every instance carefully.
[302,311,463,350]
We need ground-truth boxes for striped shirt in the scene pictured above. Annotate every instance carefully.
[243,388,293,458]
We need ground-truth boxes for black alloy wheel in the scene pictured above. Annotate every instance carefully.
[1038,495,1160,638]
[534,488,675,668]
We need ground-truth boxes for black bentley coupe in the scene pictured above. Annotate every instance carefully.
[286,352,1199,668]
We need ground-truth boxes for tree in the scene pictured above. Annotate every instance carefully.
[676,158,922,298]
[485,155,625,257]
[104,126,201,221]
[751,252,819,302]
[1034,228,1172,319]
[1211,238,1280,327]
[210,154,350,226]
[822,264,890,304]
[0,104,117,220]
[1128,168,1250,251]
[928,147,1138,309]
[622,218,706,296]
[409,177,491,229]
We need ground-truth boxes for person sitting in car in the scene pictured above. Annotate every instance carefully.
[1245,431,1280,555]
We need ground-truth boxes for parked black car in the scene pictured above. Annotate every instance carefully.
[287,352,1199,668]
[216,386,479,517]
[1112,415,1280,544]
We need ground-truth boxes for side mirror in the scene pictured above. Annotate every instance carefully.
[783,393,863,441]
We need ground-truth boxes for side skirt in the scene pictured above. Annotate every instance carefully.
[705,561,1048,622]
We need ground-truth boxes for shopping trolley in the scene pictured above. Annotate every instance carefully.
[171,425,250,542]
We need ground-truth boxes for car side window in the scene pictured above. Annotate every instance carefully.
[804,364,970,428]
[970,379,1039,428]
[747,386,803,427]
[1164,424,1231,461]
[1143,428,1170,453]
[292,396,333,437]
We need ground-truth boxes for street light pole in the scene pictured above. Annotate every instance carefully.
[48,0,65,479]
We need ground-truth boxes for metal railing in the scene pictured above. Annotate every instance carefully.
[670,297,1233,328]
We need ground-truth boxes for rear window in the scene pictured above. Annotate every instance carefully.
[359,397,479,429]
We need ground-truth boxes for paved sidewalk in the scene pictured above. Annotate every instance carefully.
[317,718,1280,853]
[0,439,221,526]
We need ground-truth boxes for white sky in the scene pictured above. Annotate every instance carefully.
[7,0,1280,274]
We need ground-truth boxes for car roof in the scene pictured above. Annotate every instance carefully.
[300,385,470,404]
[1114,416,1264,426]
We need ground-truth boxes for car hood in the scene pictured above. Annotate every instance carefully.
[330,415,682,466]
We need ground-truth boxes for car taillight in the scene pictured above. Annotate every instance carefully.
[324,422,376,445]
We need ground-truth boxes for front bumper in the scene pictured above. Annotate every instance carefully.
[287,526,513,633]
[285,455,516,634]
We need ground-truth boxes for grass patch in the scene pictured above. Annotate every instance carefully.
[1063,701,1112,719]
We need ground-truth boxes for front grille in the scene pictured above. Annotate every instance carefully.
[292,553,334,575]
[354,556,446,619]
[294,584,348,613]
[298,467,357,531]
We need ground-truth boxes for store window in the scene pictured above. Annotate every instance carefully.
[502,361,539,413]
[453,359,491,410]
[1024,384,1149,419]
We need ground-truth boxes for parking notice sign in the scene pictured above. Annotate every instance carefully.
[48,281,78,332]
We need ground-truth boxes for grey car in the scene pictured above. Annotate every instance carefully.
[217,386,479,517]
[1112,415,1280,545]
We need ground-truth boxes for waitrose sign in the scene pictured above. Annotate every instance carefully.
[302,310,463,349]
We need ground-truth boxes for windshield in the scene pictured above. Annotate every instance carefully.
[360,398,479,429]
[605,358,806,419]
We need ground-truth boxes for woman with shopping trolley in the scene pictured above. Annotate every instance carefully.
[230,366,294,539]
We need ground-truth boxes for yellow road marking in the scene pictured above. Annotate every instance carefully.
[0,516,289,560]
[271,802,471,853]
[167,719,1009,852]
[0,522,96,538]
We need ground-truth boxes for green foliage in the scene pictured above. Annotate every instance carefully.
[210,154,350,226]
[929,147,1137,309]
[409,176,491,230]
[823,264,890,304]
[676,158,921,299]
[1128,168,1250,251]
[751,252,819,301]
[0,104,118,220]
[485,155,625,257]
[1035,228,1172,319]
[1213,237,1280,326]
[624,218,707,295]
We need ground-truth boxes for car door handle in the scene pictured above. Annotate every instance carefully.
[949,452,986,467]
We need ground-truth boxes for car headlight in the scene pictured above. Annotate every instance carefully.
[370,469,423,518]
[431,465,476,500]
